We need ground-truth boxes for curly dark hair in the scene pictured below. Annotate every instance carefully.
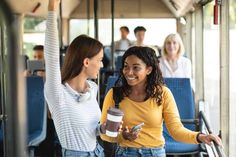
[114,46,164,105]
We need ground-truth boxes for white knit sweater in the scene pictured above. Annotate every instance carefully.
[44,11,101,151]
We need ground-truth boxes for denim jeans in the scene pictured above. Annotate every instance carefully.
[115,146,166,157]
[62,143,104,157]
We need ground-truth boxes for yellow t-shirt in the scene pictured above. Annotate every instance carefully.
[100,86,199,148]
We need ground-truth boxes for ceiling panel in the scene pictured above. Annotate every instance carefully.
[6,0,198,19]
[71,0,174,19]
[7,0,80,18]
[161,0,195,17]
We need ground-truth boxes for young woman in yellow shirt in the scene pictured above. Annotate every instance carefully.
[100,46,221,157]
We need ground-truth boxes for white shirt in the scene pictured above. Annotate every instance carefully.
[159,56,192,78]
[114,39,132,56]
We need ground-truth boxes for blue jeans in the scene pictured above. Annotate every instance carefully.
[62,143,104,157]
[115,146,166,157]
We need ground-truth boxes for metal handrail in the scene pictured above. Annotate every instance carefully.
[0,1,27,157]
[199,111,225,157]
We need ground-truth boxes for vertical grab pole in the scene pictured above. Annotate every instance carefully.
[87,0,90,35]
[111,0,115,70]
[93,0,101,105]
[94,0,98,39]
[59,1,63,48]
[0,1,27,157]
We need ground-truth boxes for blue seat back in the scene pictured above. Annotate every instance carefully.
[26,76,45,144]
[163,78,198,154]
[164,78,195,119]
[105,76,118,94]
[115,56,122,71]
[106,77,195,118]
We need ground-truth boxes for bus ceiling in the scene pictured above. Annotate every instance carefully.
[7,0,80,18]
[7,0,213,19]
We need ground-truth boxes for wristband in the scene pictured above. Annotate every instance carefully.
[196,132,203,143]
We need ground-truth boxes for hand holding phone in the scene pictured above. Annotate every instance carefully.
[131,122,144,132]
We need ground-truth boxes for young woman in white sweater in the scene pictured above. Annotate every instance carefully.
[44,0,105,156]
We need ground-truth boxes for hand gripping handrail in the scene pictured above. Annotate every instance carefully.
[199,111,225,157]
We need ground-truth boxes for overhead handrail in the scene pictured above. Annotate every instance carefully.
[199,111,225,157]
[59,1,63,48]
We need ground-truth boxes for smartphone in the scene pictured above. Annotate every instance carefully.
[27,60,45,72]
[131,122,144,132]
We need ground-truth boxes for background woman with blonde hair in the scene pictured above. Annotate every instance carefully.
[159,33,192,79]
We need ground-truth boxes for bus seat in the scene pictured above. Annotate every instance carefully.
[0,127,3,156]
[163,78,203,155]
[105,75,118,94]
[115,56,122,71]
[27,76,47,157]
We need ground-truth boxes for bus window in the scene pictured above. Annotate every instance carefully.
[203,1,220,134]
[229,0,236,156]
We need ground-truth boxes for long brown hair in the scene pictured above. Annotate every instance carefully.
[61,35,103,83]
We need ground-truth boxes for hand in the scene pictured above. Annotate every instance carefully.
[23,70,31,77]
[48,0,61,11]
[36,71,45,77]
[122,126,141,141]
[118,121,123,133]
[100,123,106,134]
[198,133,222,146]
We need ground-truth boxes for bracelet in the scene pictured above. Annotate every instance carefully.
[100,124,106,134]
[196,132,203,143]
[122,131,129,140]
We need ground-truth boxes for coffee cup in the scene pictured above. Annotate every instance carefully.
[106,107,124,137]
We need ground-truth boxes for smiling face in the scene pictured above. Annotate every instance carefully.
[163,33,185,59]
[165,37,180,58]
[122,55,152,87]
[84,49,104,79]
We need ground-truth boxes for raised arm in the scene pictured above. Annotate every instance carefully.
[44,0,62,106]
[48,0,60,11]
